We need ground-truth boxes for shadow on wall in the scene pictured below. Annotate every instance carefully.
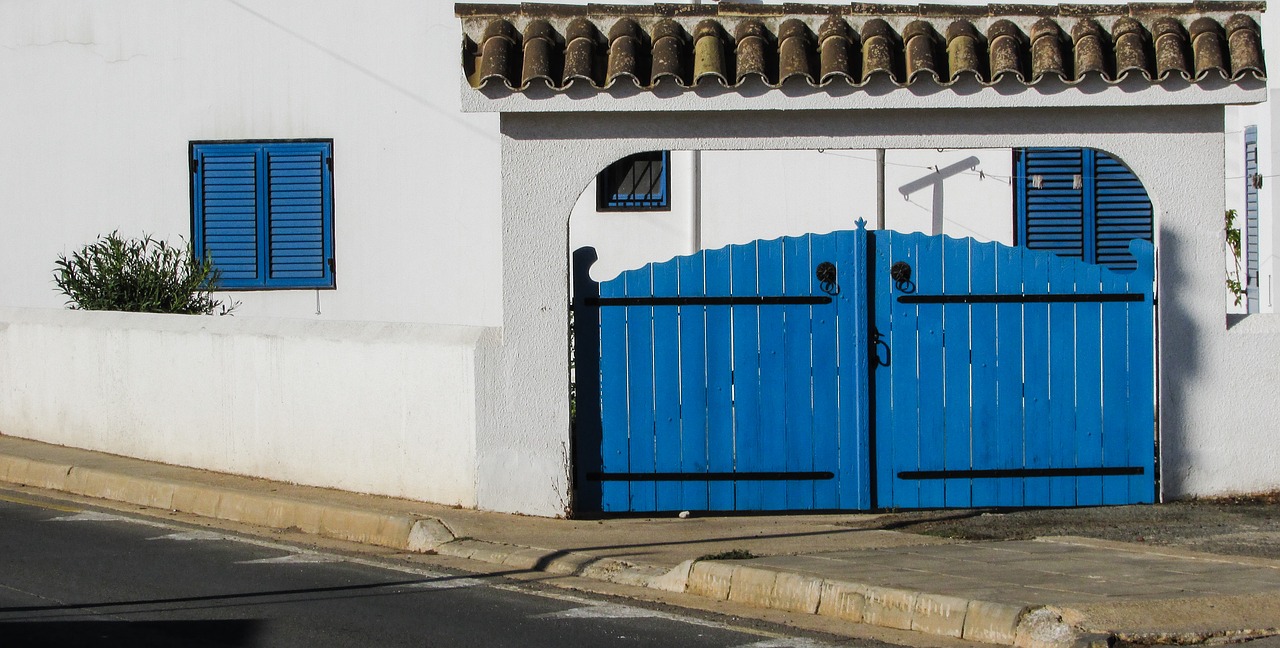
[898,155,982,236]
[1155,228,1200,499]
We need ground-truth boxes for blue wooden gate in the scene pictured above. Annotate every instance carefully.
[574,222,1155,513]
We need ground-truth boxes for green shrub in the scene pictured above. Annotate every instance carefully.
[54,231,236,315]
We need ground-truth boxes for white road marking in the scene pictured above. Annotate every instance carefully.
[535,603,670,620]
[50,511,155,524]
[238,553,344,564]
[148,530,231,542]
[401,578,487,590]
[733,639,831,648]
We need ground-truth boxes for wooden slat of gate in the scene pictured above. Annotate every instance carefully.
[812,234,841,509]
[599,276,630,512]
[677,253,710,510]
[1022,251,1052,506]
[917,235,946,508]
[625,268,657,511]
[1100,264,1130,504]
[943,236,973,508]
[1075,263,1105,506]
[1048,253,1078,506]
[731,242,762,510]
[969,240,999,507]
[653,261,682,511]
[783,235,816,510]
[883,233,918,508]
[758,238,788,509]
[836,229,867,510]
[993,243,1025,507]
[705,246,736,510]
[1126,242,1156,503]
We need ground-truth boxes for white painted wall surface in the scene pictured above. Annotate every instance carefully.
[0,0,503,326]
[571,148,1014,281]
[0,308,486,506]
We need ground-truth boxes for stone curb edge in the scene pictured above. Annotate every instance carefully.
[0,453,1101,648]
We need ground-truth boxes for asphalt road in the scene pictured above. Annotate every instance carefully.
[0,490,872,648]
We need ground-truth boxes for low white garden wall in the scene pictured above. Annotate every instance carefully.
[0,308,488,507]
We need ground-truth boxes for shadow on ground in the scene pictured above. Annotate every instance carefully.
[0,619,264,648]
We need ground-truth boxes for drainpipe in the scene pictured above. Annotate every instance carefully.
[876,148,886,230]
[690,151,703,254]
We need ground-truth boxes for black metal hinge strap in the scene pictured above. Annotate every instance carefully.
[898,467,1144,480]
[586,296,831,307]
[897,294,1145,304]
[588,471,836,482]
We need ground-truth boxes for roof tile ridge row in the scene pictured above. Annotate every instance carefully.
[461,8,1265,91]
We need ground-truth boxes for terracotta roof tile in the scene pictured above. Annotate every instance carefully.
[458,2,1264,93]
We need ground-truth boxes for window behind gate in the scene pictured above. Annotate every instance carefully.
[1015,148,1153,272]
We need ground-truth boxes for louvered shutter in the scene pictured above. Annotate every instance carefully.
[1017,147,1086,260]
[266,143,332,285]
[193,143,261,282]
[1017,148,1153,271]
[192,141,334,289]
[1093,151,1153,272]
[1245,126,1260,312]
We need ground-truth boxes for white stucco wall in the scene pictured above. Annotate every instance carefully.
[0,308,486,506]
[0,0,503,326]
[571,148,1014,281]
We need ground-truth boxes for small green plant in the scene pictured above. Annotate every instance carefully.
[696,549,757,561]
[1226,209,1247,307]
[54,231,236,315]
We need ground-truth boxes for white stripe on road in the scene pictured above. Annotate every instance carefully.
[401,578,487,590]
[732,639,832,648]
[535,603,670,620]
[238,553,344,564]
[148,530,232,541]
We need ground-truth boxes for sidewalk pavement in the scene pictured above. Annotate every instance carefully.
[1,435,1278,648]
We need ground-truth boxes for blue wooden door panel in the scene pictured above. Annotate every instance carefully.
[968,240,999,507]
[783,235,816,510]
[757,238,788,510]
[942,236,973,508]
[625,267,657,512]
[810,233,842,509]
[677,254,711,510]
[731,242,764,511]
[1126,240,1157,503]
[872,232,1154,510]
[993,243,1026,507]
[653,261,683,511]
[1075,263,1105,506]
[704,246,736,510]
[598,276,630,512]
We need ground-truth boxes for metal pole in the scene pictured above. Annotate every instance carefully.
[876,148,886,229]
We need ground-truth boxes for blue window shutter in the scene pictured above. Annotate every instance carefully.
[192,141,334,289]
[265,142,333,286]
[193,143,262,285]
[1092,150,1153,272]
[1017,148,1152,271]
[1018,147,1086,260]
[1245,126,1260,312]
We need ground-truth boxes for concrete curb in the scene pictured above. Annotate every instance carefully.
[675,559,1095,647]
[0,452,1099,647]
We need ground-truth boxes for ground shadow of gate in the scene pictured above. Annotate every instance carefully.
[573,226,1156,515]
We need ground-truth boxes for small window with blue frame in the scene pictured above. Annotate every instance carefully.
[597,151,670,211]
